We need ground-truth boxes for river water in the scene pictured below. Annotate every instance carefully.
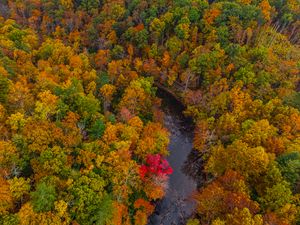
[148,91,199,225]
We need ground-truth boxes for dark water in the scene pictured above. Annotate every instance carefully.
[148,91,200,225]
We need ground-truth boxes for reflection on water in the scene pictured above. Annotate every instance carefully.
[182,149,205,188]
[148,91,202,225]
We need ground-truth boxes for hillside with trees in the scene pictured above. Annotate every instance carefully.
[0,0,299,224]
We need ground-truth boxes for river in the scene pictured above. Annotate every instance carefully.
[148,90,200,225]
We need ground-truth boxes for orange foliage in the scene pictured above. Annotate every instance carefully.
[203,8,221,25]
[195,170,260,223]
[260,0,272,21]
[0,177,13,215]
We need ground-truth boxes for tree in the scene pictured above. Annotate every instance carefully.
[79,0,99,12]
[68,172,109,224]
[0,141,20,177]
[7,80,34,113]
[203,8,221,25]
[277,152,300,189]
[118,78,155,116]
[18,202,62,225]
[100,84,116,112]
[136,122,169,158]
[195,170,260,223]
[34,91,58,120]
[225,208,263,225]
[31,182,57,212]
[6,112,26,132]
[60,0,74,10]
[242,119,277,147]
[0,75,9,104]
[133,199,154,225]
[60,112,82,148]
[175,17,190,40]
[0,177,13,215]
[166,36,182,57]
[206,140,270,178]
[88,119,105,140]
[258,181,292,211]
[8,177,30,202]
[259,0,272,22]
[94,50,110,70]
[139,154,173,179]
[31,146,69,180]
[149,18,165,43]
[23,120,63,153]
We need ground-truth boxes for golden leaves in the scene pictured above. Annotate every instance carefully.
[136,122,169,158]
[23,120,63,153]
[18,203,62,225]
[259,0,272,22]
[0,141,19,176]
[100,84,116,101]
[0,177,13,215]
[34,91,58,120]
[6,112,26,131]
[206,141,270,178]
[8,177,30,201]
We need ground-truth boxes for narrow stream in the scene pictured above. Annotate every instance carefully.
[148,90,199,225]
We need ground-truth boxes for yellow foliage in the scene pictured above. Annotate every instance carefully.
[0,141,18,176]
[136,122,169,158]
[100,84,116,101]
[128,116,143,132]
[60,0,73,9]
[8,177,30,201]
[226,208,263,225]
[18,203,62,225]
[6,112,26,131]
[102,122,119,144]
[54,200,70,223]
[0,104,5,121]
[23,120,63,153]
[206,141,270,178]
[0,177,13,215]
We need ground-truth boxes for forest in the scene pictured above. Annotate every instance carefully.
[0,0,299,224]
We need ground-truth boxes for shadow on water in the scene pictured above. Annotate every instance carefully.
[148,89,203,225]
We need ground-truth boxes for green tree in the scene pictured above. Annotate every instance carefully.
[277,152,300,189]
[31,182,57,212]
[0,75,9,104]
[259,181,292,211]
[80,0,99,12]
[68,172,108,224]
[89,119,105,140]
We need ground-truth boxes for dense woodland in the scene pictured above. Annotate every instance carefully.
[0,0,299,224]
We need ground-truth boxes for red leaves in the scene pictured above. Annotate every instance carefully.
[139,154,173,179]
[139,165,148,179]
